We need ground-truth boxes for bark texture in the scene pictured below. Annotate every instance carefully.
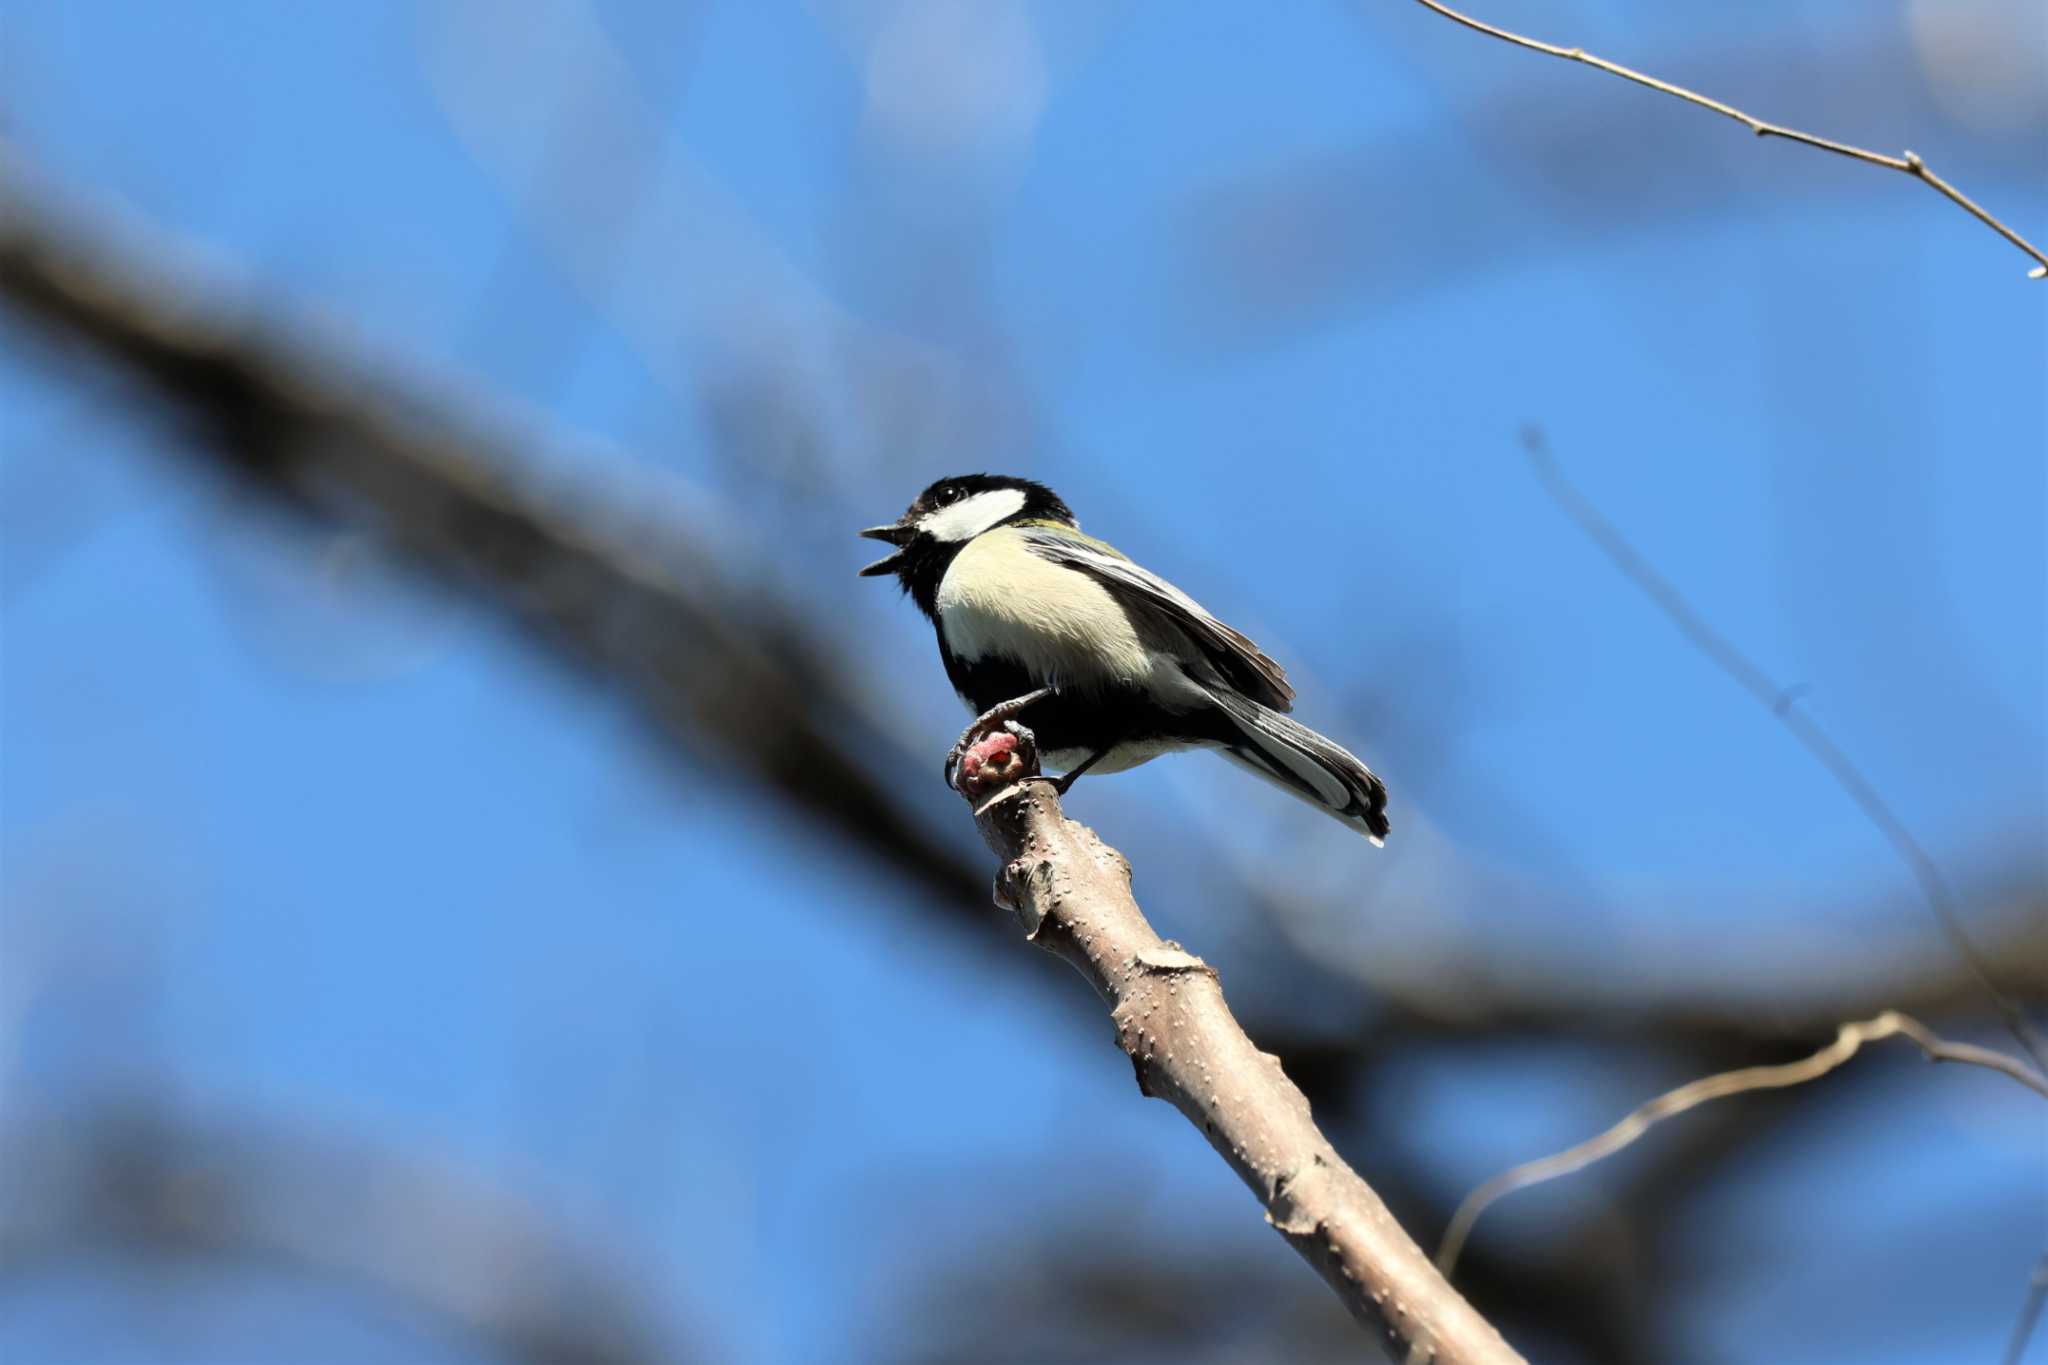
[960,735,1523,1365]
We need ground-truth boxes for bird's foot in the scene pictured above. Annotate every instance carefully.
[949,720,1039,798]
[1046,748,1106,796]
[942,688,1055,791]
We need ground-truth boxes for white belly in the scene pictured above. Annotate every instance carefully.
[1042,736,1214,776]
[935,527,1155,690]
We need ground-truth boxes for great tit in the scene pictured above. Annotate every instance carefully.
[859,474,1389,843]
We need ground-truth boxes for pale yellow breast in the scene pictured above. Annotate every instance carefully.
[935,528,1153,688]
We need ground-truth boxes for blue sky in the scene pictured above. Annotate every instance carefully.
[3,3,2043,1362]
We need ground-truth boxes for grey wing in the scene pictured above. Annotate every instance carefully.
[1022,529,1295,711]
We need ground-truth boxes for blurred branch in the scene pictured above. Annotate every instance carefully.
[1407,0,2048,278]
[0,1103,685,1365]
[954,731,1523,1365]
[1521,427,2048,1074]
[0,176,987,924]
[2008,1254,2048,1365]
[1246,869,2047,1049]
[1437,1009,2048,1276]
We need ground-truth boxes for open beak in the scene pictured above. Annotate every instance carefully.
[858,522,914,577]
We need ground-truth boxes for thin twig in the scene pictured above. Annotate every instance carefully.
[1521,429,2048,1074]
[1408,0,2048,279]
[1438,1010,2048,1276]
[953,730,1526,1364]
[2007,1254,2048,1365]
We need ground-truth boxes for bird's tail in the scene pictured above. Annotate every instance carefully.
[1209,690,1389,845]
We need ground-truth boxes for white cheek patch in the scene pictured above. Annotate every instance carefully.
[920,488,1028,542]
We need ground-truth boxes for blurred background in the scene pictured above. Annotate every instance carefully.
[2,2,2043,1362]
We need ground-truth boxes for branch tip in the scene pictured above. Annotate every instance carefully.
[954,726,1035,798]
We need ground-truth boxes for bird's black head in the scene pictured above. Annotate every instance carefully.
[857,475,1074,601]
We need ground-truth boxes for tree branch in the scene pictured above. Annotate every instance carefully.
[952,729,1523,1365]
[1437,1009,2048,1277]
[1407,0,2048,279]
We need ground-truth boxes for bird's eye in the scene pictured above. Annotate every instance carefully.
[937,485,961,506]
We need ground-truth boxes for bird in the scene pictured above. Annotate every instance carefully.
[858,474,1389,843]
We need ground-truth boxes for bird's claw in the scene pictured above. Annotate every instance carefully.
[944,687,1055,794]
[947,719,1037,796]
